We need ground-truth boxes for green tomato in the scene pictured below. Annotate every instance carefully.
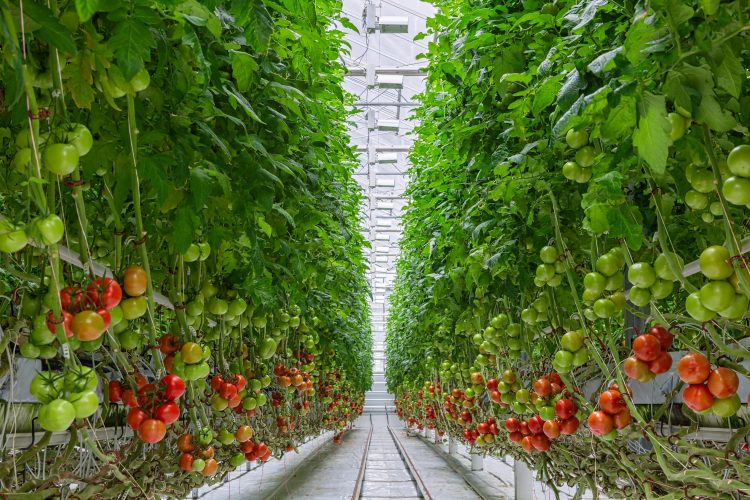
[684,190,708,210]
[699,246,733,280]
[38,399,76,432]
[536,263,554,282]
[259,337,277,359]
[593,298,616,318]
[595,254,619,277]
[30,372,63,403]
[491,313,509,329]
[109,306,124,327]
[130,68,151,92]
[562,161,581,181]
[198,242,211,260]
[511,401,527,414]
[228,298,247,316]
[653,253,684,281]
[699,280,735,312]
[81,336,105,352]
[121,296,148,320]
[12,148,32,173]
[201,281,219,299]
[230,452,246,468]
[572,348,589,367]
[690,168,715,193]
[196,428,213,446]
[256,393,267,406]
[685,292,716,321]
[69,390,99,419]
[218,428,235,445]
[31,318,56,345]
[515,389,530,403]
[628,262,656,289]
[584,272,607,294]
[605,273,624,291]
[554,349,573,368]
[208,297,228,315]
[117,330,141,350]
[668,112,688,142]
[699,0,719,16]
[574,146,596,168]
[192,458,206,472]
[32,214,64,245]
[42,143,79,176]
[521,307,537,324]
[64,366,98,393]
[183,243,200,262]
[583,308,597,321]
[539,406,556,421]
[709,201,724,217]
[702,212,715,223]
[38,345,57,359]
[539,246,558,264]
[727,145,750,177]
[718,293,748,319]
[712,394,740,418]
[610,291,626,310]
[0,220,28,253]
[649,279,673,300]
[506,337,522,350]
[575,167,592,184]
[722,177,750,206]
[629,287,651,307]
[560,330,584,352]
[242,397,258,410]
[565,129,588,149]
[64,124,93,156]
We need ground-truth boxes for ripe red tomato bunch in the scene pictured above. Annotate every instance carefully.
[624,325,674,382]
[475,417,500,444]
[209,373,247,412]
[274,363,314,393]
[113,374,185,443]
[587,384,632,439]
[239,439,271,462]
[677,352,741,417]
[47,277,123,342]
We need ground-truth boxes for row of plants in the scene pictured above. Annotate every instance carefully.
[0,0,371,496]
[386,0,750,497]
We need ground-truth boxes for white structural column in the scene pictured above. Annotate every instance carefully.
[514,460,534,499]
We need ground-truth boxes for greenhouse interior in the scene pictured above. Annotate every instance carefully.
[1,0,749,498]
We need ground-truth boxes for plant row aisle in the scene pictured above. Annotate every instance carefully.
[0,0,372,496]
[386,0,750,497]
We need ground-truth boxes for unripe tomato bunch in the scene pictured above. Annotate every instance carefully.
[685,245,750,321]
[30,366,100,432]
[562,128,595,184]
[581,247,626,321]
[114,373,186,444]
[626,253,684,307]
[587,384,632,439]
[535,245,565,288]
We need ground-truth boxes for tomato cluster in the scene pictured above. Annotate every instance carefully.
[30,366,100,432]
[587,384,632,439]
[677,353,741,417]
[209,373,247,413]
[115,374,185,444]
[624,325,674,382]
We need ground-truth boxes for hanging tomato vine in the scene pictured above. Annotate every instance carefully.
[387,0,750,497]
[0,0,371,496]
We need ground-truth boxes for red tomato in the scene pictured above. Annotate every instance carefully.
[683,384,714,411]
[648,351,673,374]
[46,310,74,337]
[244,452,257,462]
[254,442,268,456]
[231,374,247,391]
[126,408,148,430]
[219,382,238,400]
[521,436,534,452]
[160,374,186,401]
[533,378,552,397]
[240,440,256,453]
[154,402,180,425]
[587,411,614,436]
[707,367,739,399]
[559,416,579,435]
[508,431,523,443]
[531,434,551,451]
[123,266,148,297]
[527,416,544,435]
[60,287,86,312]
[477,422,489,435]
[86,278,122,310]
[122,389,138,408]
[490,390,502,403]
[549,372,563,385]
[177,433,195,453]
[179,453,194,472]
[648,325,673,350]
[677,352,711,384]
[632,334,661,362]
[519,421,530,436]
[211,375,225,392]
[613,410,631,430]
[554,398,576,420]
[138,419,167,443]
[505,417,520,433]
[108,380,123,403]
[158,333,181,354]
[133,373,148,389]
[486,378,499,391]
[201,458,218,477]
[235,425,253,443]
[543,420,560,439]
[599,390,627,415]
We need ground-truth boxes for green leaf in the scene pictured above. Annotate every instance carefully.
[587,48,622,76]
[109,18,155,79]
[62,51,95,109]
[532,76,562,116]
[234,1,274,52]
[24,1,77,54]
[556,69,586,111]
[564,0,607,31]
[623,11,664,65]
[190,168,214,208]
[664,0,694,26]
[711,45,743,99]
[256,214,273,237]
[601,95,636,140]
[75,0,100,22]
[231,51,259,92]
[633,92,671,174]
[174,207,196,253]
[222,83,265,123]
[696,95,736,132]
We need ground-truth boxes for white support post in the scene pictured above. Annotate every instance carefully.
[470,453,484,471]
[514,460,534,500]
[448,436,457,455]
